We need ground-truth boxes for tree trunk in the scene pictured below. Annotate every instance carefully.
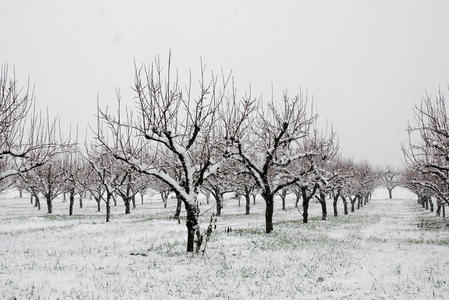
[63,192,66,202]
[46,197,52,214]
[333,198,338,217]
[161,191,169,209]
[443,205,446,218]
[264,194,274,233]
[19,189,23,198]
[350,197,355,212]
[280,190,287,211]
[79,196,83,209]
[302,197,309,223]
[252,193,257,205]
[319,193,327,220]
[69,190,75,216]
[35,196,41,210]
[388,188,392,199]
[132,195,136,209]
[185,201,199,253]
[30,194,33,204]
[215,192,223,216]
[205,190,210,205]
[113,195,117,206]
[124,198,131,214]
[295,192,301,208]
[140,193,144,204]
[342,197,348,215]
[96,198,101,212]
[429,198,434,212]
[425,197,429,210]
[237,194,241,207]
[106,193,111,222]
[174,196,182,219]
[436,205,441,216]
[245,191,250,215]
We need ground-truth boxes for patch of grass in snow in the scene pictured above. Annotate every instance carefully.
[402,237,449,246]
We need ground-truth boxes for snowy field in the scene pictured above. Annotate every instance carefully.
[1,188,449,299]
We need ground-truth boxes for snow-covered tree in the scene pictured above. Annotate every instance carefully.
[229,92,318,232]
[381,168,400,199]
[98,55,233,252]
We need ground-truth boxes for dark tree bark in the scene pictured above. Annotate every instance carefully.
[79,196,83,209]
[184,201,199,253]
[213,190,224,216]
[30,194,33,204]
[317,192,327,220]
[106,192,111,222]
[95,197,101,212]
[342,196,348,215]
[19,189,23,198]
[332,191,340,217]
[140,193,144,204]
[174,195,182,219]
[264,193,274,232]
[295,191,301,208]
[279,189,287,211]
[252,193,257,205]
[161,191,169,209]
[388,188,393,199]
[46,197,52,214]
[124,198,131,214]
[132,195,136,209]
[300,185,318,224]
[436,204,441,216]
[302,196,309,224]
[69,190,75,216]
[429,197,434,212]
[245,191,251,215]
[350,196,356,212]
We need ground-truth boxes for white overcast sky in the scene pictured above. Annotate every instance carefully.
[2,0,449,168]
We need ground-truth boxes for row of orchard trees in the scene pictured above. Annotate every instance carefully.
[95,55,379,252]
[402,89,449,217]
[1,59,380,253]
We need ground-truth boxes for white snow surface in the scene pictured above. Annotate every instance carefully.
[0,187,448,299]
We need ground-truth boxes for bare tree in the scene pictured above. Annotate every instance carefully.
[98,55,233,252]
[0,65,59,181]
[381,168,400,199]
[229,92,318,232]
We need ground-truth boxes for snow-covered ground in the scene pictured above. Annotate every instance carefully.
[1,188,448,299]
